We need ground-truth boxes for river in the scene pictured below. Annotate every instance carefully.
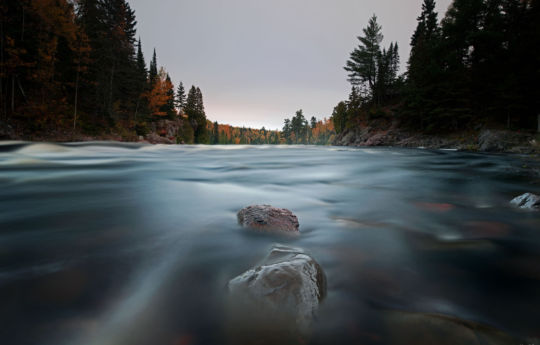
[0,142,539,344]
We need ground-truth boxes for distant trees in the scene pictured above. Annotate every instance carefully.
[282,110,335,145]
[332,102,349,135]
[185,85,208,143]
[205,122,281,145]
[175,82,186,111]
[147,67,174,118]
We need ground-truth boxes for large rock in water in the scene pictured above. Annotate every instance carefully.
[510,193,540,210]
[228,245,326,333]
[237,205,299,234]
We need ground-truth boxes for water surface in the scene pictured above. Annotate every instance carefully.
[0,143,539,344]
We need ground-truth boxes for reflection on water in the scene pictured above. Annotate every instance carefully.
[0,142,539,345]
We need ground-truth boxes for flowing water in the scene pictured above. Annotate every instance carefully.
[0,142,539,345]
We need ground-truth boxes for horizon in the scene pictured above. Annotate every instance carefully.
[130,0,452,130]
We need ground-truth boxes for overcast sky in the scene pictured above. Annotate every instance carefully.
[129,0,452,129]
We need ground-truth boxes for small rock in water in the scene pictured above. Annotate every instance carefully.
[228,245,326,332]
[237,205,300,233]
[510,193,540,210]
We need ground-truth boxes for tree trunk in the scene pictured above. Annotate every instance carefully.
[109,64,115,117]
[11,76,15,113]
[134,96,140,122]
[73,63,80,131]
[537,114,540,133]
[21,5,25,41]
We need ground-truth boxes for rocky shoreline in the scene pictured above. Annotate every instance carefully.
[3,117,540,154]
[333,121,540,155]
[0,118,186,145]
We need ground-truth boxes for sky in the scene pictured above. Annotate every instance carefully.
[129,0,452,130]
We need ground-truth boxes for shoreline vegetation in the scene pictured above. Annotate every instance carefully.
[1,0,539,153]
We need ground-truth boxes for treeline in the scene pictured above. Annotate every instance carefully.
[208,122,281,145]
[282,110,335,145]
[0,0,208,142]
[213,110,335,146]
[333,0,540,134]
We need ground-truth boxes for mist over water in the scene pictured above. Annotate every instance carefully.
[0,143,539,344]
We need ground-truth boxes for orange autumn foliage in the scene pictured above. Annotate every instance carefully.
[147,67,174,117]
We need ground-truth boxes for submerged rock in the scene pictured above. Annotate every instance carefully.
[510,193,540,210]
[384,311,518,345]
[237,205,300,234]
[228,245,326,332]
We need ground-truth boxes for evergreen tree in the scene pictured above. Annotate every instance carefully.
[374,42,400,104]
[403,0,445,130]
[175,82,186,111]
[344,14,383,99]
[185,85,198,127]
[332,101,348,134]
[212,121,219,144]
[290,110,309,144]
[76,0,140,122]
[134,37,149,120]
[184,85,208,143]
[179,116,194,144]
[345,14,399,105]
[163,74,176,119]
[310,116,317,129]
[282,119,292,144]
[194,87,209,143]
[149,48,158,85]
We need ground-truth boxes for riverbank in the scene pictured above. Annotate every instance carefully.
[2,116,540,155]
[333,120,540,155]
[0,118,185,145]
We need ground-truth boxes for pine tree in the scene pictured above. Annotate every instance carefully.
[163,74,176,119]
[344,14,399,105]
[212,121,219,144]
[175,82,186,111]
[135,38,147,84]
[404,0,445,130]
[332,101,348,134]
[149,48,157,85]
[134,37,148,120]
[344,14,383,99]
[184,85,208,143]
[310,116,317,129]
[194,87,209,143]
[282,119,292,144]
[185,85,198,127]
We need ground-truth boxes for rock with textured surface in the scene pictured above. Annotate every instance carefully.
[144,133,175,144]
[510,193,540,210]
[237,205,300,234]
[228,245,326,331]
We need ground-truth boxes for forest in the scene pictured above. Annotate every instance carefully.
[1,0,539,145]
[331,0,540,135]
